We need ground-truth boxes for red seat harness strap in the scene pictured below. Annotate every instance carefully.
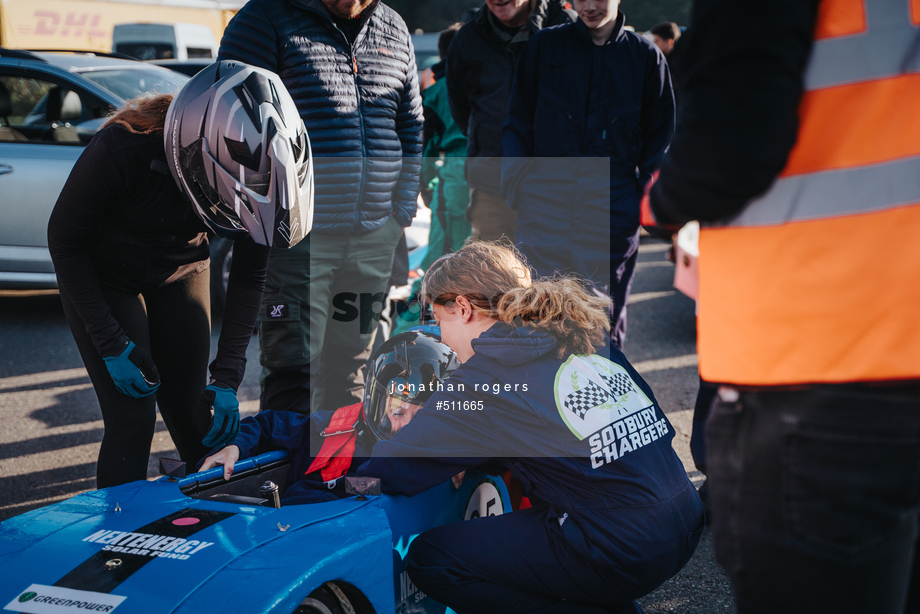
[305,402,364,483]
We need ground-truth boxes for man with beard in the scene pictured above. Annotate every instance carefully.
[217,0,423,416]
[447,0,576,241]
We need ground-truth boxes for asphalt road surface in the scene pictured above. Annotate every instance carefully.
[0,235,737,613]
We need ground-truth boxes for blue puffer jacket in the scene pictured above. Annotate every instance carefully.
[218,0,423,234]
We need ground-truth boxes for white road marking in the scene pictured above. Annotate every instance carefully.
[627,290,675,305]
[638,243,671,254]
[635,261,673,269]
[633,354,698,374]
[0,368,89,390]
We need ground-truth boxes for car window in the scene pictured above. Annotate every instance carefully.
[186,47,214,59]
[79,67,188,101]
[0,75,104,145]
[114,43,176,61]
[0,77,53,125]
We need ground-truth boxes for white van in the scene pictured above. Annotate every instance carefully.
[112,23,219,61]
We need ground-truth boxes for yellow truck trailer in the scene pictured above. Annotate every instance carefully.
[0,0,244,53]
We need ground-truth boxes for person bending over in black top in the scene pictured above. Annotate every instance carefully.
[48,63,313,488]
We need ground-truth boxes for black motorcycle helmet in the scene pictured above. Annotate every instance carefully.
[364,329,460,441]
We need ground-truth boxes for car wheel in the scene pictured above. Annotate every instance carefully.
[209,236,233,321]
[293,583,354,614]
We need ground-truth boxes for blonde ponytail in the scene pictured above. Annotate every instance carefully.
[422,241,611,358]
[496,278,611,358]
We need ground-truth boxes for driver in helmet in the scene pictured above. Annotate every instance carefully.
[199,329,459,505]
[382,397,422,436]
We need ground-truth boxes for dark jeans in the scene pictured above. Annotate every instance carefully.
[60,271,212,488]
[690,379,718,475]
[468,188,516,242]
[706,383,920,614]
[608,243,638,350]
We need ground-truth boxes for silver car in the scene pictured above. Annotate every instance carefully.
[0,49,188,289]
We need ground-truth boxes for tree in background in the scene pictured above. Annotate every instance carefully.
[388,0,691,34]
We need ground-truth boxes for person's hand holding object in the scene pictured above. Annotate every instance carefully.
[199,445,241,481]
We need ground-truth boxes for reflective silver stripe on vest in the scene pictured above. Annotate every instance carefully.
[714,0,920,229]
[722,154,920,227]
[805,0,920,90]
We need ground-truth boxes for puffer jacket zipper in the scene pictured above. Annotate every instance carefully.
[312,1,375,233]
[349,44,367,233]
[328,19,370,233]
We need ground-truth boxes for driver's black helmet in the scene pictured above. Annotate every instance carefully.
[364,329,460,441]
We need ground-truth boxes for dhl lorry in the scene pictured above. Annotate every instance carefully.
[0,0,245,54]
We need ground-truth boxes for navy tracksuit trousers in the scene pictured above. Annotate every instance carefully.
[406,504,689,614]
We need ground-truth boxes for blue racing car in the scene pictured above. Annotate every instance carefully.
[0,451,512,614]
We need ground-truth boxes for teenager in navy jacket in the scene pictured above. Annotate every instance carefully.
[358,242,702,614]
[501,0,674,349]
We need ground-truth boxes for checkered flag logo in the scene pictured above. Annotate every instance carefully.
[564,380,611,419]
[599,373,635,398]
[555,358,651,440]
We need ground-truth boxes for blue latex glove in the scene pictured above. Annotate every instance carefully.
[198,384,240,448]
[102,341,160,398]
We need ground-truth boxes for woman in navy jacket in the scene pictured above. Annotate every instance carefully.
[358,242,702,614]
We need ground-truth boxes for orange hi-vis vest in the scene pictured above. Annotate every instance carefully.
[698,0,920,386]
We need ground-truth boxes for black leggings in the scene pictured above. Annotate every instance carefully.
[61,270,212,488]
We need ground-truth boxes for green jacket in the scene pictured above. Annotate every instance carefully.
[422,60,468,189]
